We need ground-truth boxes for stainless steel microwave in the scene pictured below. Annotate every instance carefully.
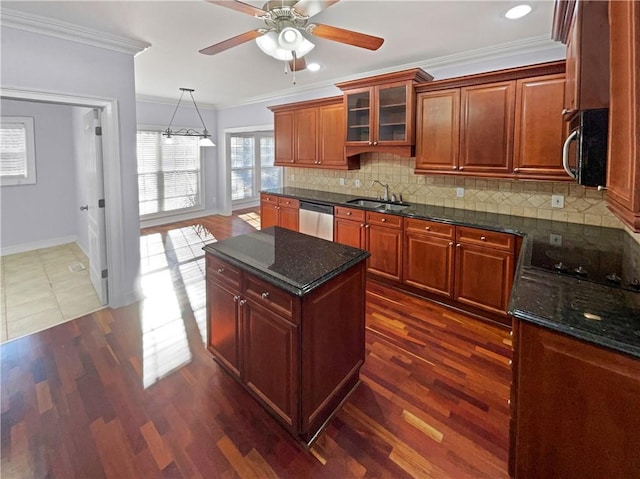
[562,108,609,187]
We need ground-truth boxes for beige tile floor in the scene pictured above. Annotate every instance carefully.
[0,242,104,343]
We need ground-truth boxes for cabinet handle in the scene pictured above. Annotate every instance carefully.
[217,268,225,274]
[360,223,366,228]
[508,359,513,366]
[233,295,240,302]
[480,236,486,241]
[425,226,430,231]
[449,241,454,246]
[365,224,370,229]
[514,168,520,172]
[239,299,247,306]
[562,108,570,115]
[452,166,457,170]
[459,166,464,170]
[597,185,607,191]
[373,141,378,146]
[261,292,270,300]
[456,243,461,247]
[290,159,294,163]
[381,218,386,222]
[318,160,322,164]
[368,141,373,146]
[346,211,352,216]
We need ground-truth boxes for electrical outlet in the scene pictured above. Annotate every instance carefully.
[551,194,564,208]
[355,179,361,188]
[456,187,464,198]
[549,234,563,246]
[339,178,345,186]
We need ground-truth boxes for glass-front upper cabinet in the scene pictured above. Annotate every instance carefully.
[338,69,433,155]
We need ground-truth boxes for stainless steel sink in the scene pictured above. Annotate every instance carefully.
[346,198,410,211]
[347,199,385,209]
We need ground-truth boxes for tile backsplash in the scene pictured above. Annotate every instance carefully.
[285,152,629,231]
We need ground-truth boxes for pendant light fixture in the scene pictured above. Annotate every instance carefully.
[162,88,215,147]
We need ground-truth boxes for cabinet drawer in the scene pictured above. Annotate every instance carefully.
[261,193,279,205]
[335,206,365,222]
[367,211,403,229]
[456,226,515,251]
[244,274,295,322]
[405,218,454,238]
[207,255,241,288]
[278,197,299,209]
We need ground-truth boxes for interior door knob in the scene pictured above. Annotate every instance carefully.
[79,205,89,211]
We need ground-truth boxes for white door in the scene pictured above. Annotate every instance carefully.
[83,109,108,305]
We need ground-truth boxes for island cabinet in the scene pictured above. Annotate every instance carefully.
[415,61,567,180]
[269,97,358,170]
[335,68,433,158]
[260,193,299,231]
[334,206,403,281]
[205,227,369,445]
[606,0,640,232]
[510,320,640,478]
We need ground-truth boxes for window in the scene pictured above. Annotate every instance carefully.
[0,116,36,186]
[229,131,280,203]
[137,130,203,217]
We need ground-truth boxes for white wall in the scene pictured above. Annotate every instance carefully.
[0,99,78,250]
[1,25,140,307]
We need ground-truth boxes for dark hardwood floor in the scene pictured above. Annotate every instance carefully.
[1,208,511,478]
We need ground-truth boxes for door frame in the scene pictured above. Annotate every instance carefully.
[1,87,126,308]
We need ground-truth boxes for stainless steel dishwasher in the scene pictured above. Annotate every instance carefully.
[298,201,334,241]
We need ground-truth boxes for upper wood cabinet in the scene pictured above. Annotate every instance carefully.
[513,74,569,180]
[269,97,358,170]
[553,0,609,118]
[336,68,433,158]
[606,0,640,232]
[415,61,568,180]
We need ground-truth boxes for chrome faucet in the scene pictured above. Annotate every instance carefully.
[372,180,390,201]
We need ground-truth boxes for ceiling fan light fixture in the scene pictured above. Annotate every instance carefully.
[256,30,279,56]
[294,37,315,58]
[278,26,303,50]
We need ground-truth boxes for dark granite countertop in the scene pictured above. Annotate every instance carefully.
[263,187,640,359]
[203,226,369,297]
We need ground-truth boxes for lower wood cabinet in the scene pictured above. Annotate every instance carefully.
[511,320,640,478]
[206,253,366,445]
[260,194,299,231]
[334,207,403,281]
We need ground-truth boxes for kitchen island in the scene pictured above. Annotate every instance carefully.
[203,226,369,446]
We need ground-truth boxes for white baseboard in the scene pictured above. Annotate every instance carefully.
[140,208,223,229]
[1,235,78,256]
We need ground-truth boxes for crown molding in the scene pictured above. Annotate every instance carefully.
[210,34,564,109]
[0,8,150,55]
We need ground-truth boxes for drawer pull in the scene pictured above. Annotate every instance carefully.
[508,359,513,366]
[233,295,240,302]
[239,299,247,306]
[381,218,386,222]
[360,223,366,228]
[459,166,464,171]
[425,226,430,231]
[456,243,461,247]
[480,236,486,241]
[452,166,457,170]
[449,241,454,246]
[261,292,270,300]
[217,268,225,274]
[346,211,352,216]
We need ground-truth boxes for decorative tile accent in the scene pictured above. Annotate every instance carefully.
[285,152,637,240]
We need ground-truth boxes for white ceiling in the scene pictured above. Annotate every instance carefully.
[1,1,562,108]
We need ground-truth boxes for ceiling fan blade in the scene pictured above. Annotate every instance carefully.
[292,0,340,18]
[199,30,263,55]
[308,23,384,51]
[206,0,267,17]
[289,56,307,72]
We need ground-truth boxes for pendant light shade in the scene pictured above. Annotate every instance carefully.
[278,27,303,50]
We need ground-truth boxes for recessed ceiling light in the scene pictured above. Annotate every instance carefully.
[307,62,321,72]
[505,4,532,20]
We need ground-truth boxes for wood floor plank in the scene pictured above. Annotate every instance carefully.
[0,208,512,478]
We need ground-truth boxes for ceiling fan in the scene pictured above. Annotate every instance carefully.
[199,0,384,73]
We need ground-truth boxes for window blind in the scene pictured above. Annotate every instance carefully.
[229,132,280,203]
[137,130,202,217]
[0,122,28,178]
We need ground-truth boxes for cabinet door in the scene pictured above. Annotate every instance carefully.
[460,81,515,174]
[376,81,412,145]
[345,87,372,144]
[334,218,365,248]
[454,243,514,315]
[513,322,640,479]
[318,103,346,167]
[606,0,640,232]
[415,89,460,172]
[404,231,454,297]
[367,224,403,281]
[242,300,298,431]
[564,15,578,113]
[260,202,278,230]
[514,74,569,180]
[274,111,294,166]
[207,278,241,377]
[278,205,299,232]
[294,108,318,165]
